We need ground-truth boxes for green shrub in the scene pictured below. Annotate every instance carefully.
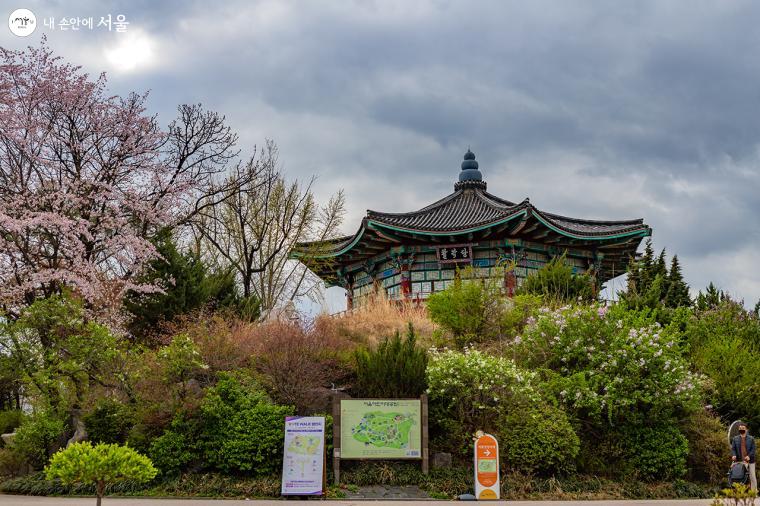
[46,442,157,505]
[427,278,489,347]
[0,447,26,477]
[353,323,427,398]
[498,403,580,474]
[426,268,516,347]
[84,400,135,445]
[148,422,198,476]
[426,348,537,456]
[499,294,543,341]
[621,424,689,481]
[686,300,760,427]
[0,410,22,436]
[11,411,67,469]
[681,409,730,484]
[517,253,596,304]
[198,374,293,474]
[515,304,701,425]
[149,373,292,476]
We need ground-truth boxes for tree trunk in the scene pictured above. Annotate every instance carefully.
[96,481,105,506]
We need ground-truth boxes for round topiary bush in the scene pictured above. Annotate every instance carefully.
[498,403,579,474]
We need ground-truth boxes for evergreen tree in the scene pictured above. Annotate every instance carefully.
[664,255,691,308]
[696,282,724,311]
[639,239,655,289]
[625,255,641,295]
[353,323,428,398]
[125,229,259,339]
[754,299,760,318]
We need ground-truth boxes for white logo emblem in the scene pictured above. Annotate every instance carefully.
[8,8,36,37]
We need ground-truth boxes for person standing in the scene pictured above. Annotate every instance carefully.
[731,422,757,491]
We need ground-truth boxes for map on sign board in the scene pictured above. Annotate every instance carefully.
[340,399,421,459]
[281,416,325,495]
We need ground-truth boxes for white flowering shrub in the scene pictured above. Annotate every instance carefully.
[514,304,702,424]
[426,347,538,455]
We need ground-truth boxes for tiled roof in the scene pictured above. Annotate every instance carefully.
[366,187,649,237]
[366,190,524,232]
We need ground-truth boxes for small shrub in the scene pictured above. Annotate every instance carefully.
[710,483,758,506]
[498,403,580,474]
[11,411,67,469]
[251,320,353,414]
[681,409,731,484]
[0,410,22,436]
[148,422,198,476]
[353,323,428,398]
[426,347,537,456]
[621,423,689,481]
[46,442,157,506]
[517,253,596,304]
[427,278,489,347]
[198,374,293,475]
[84,399,135,445]
[0,447,26,477]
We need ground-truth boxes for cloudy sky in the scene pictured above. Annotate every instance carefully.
[3,0,760,312]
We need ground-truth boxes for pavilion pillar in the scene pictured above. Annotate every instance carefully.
[400,264,411,299]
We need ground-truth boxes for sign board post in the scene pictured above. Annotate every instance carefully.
[332,395,429,484]
[474,431,500,500]
[281,416,326,496]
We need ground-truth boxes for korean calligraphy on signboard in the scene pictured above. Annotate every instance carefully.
[435,244,473,264]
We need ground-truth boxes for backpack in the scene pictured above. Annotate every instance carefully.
[728,462,749,486]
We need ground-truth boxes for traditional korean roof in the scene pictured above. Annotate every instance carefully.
[292,150,651,284]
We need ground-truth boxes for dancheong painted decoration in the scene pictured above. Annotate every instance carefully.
[291,150,651,310]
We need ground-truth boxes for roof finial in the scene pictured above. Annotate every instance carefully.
[456,147,485,190]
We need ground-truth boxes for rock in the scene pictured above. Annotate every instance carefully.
[1,432,15,446]
[66,412,87,446]
[458,493,477,501]
[432,451,453,469]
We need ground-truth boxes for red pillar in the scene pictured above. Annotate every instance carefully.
[400,264,411,300]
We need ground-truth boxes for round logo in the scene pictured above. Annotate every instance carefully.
[8,8,36,37]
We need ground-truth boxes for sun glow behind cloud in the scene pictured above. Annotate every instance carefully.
[103,30,155,73]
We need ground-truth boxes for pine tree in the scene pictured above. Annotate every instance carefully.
[125,229,257,340]
[625,255,641,295]
[664,255,691,308]
[696,282,723,311]
[639,239,655,290]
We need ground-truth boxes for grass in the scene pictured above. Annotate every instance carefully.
[315,291,438,346]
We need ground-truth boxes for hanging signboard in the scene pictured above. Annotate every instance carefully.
[340,399,422,459]
[474,431,500,500]
[436,243,473,264]
[281,416,326,496]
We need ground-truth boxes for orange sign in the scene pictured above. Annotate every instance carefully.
[474,433,500,500]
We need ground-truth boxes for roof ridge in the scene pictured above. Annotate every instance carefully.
[540,209,645,226]
[367,189,463,218]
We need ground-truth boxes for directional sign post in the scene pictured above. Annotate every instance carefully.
[474,432,500,500]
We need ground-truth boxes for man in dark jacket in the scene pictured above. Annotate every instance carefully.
[731,422,756,490]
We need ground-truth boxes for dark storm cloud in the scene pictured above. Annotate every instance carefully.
[3,0,760,308]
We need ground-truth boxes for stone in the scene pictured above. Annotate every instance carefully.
[1,432,15,446]
[432,451,453,469]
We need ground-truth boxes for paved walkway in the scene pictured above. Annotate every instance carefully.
[0,496,717,505]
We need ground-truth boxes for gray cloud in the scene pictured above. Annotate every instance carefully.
[3,0,760,311]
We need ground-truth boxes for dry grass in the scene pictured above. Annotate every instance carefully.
[314,291,438,346]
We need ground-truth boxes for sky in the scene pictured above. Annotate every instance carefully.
[2,0,760,313]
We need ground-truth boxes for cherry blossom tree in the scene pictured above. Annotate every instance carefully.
[0,40,240,320]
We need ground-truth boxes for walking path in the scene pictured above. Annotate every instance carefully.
[0,496,717,505]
